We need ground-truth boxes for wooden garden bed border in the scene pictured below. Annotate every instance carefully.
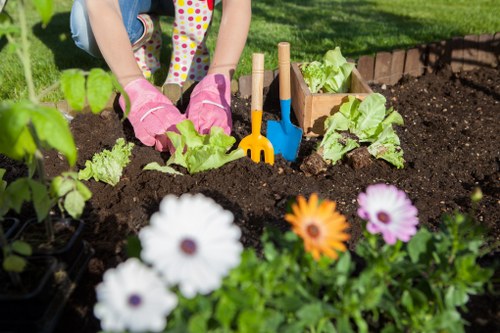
[237,33,500,98]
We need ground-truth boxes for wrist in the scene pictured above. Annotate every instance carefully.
[207,64,234,80]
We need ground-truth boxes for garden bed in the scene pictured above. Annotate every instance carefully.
[2,65,498,332]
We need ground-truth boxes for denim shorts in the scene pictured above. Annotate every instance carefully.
[70,0,174,57]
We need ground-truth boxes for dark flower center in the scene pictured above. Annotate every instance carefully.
[128,293,142,308]
[180,238,197,255]
[306,224,320,238]
[377,211,391,224]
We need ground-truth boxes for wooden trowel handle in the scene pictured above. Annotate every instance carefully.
[251,53,264,112]
[278,42,291,101]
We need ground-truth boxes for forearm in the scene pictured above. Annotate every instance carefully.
[208,0,251,79]
[86,0,142,86]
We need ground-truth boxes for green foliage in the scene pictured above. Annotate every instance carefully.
[60,68,118,115]
[32,0,54,27]
[318,93,405,168]
[165,212,493,333]
[301,47,354,93]
[51,172,92,219]
[144,120,245,175]
[78,138,134,186]
[0,100,77,167]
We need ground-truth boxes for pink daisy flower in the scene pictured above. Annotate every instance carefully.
[357,184,419,244]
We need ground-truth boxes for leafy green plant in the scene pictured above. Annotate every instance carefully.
[0,0,106,279]
[0,168,32,276]
[301,47,354,93]
[163,213,492,333]
[51,172,92,219]
[144,120,245,175]
[317,93,405,168]
[78,138,134,186]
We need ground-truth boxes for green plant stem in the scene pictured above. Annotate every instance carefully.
[27,123,54,242]
[17,0,38,103]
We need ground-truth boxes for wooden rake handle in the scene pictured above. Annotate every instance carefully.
[251,53,265,134]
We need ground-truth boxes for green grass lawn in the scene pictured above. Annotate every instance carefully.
[1,0,499,101]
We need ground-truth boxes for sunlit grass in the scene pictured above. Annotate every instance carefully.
[1,0,499,101]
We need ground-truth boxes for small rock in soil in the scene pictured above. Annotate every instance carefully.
[300,152,328,176]
[347,147,373,170]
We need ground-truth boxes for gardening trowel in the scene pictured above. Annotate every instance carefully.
[267,42,303,162]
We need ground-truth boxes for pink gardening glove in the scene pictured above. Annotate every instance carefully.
[119,78,185,152]
[185,73,232,135]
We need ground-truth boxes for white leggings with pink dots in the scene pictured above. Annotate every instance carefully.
[70,0,219,85]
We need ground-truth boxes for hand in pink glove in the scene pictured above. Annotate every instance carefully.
[119,78,185,152]
[185,73,232,135]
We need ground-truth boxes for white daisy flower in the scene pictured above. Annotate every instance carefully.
[94,258,178,333]
[357,183,419,244]
[139,193,243,298]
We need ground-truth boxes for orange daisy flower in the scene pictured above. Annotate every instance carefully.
[285,193,350,260]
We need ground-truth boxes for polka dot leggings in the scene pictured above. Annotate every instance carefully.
[165,0,214,86]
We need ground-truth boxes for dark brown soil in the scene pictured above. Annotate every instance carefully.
[3,66,499,332]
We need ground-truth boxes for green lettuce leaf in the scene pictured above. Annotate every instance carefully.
[78,138,134,186]
[301,61,325,94]
[143,162,183,176]
[301,47,354,94]
[318,93,405,168]
[146,120,244,175]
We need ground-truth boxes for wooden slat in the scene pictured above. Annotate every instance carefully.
[427,41,447,73]
[463,34,479,71]
[388,49,405,84]
[238,75,252,98]
[477,34,495,67]
[404,48,425,77]
[450,37,465,72]
[373,52,392,84]
[493,32,500,67]
[356,55,375,82]
[351,67,373,94]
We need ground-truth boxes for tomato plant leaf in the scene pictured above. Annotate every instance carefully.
[87,68,114,114]
[61,69,86,111]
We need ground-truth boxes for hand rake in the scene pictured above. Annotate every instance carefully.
[238,53,275,165]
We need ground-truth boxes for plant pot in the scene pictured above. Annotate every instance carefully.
[0,256,58,329]
[1,217,23,241]
[0,240,94,333]
[16,218,86,267]
[290,62,373,136]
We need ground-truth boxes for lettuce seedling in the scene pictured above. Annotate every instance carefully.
[144,120,245,175]
[301,47,355,93]
[318,93,405,168]
[78,138,134,186]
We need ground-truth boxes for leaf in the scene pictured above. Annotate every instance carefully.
[4,178,31,213]
[61,69,86,111]
[33,0,54,27]
[64,190,85,219]
[11,240,32,256]
[215,295,237,328]
[86,68,114,114]
[354,93,387,136]
[51,175,74,197]
[162,120,244,174]
[143,162,183,176]
[296,303,324,326]
[29,179,51,222]
[3,254,27,272]
[78,138,134,186]
[407,228,433,263]
[0,101,77,166]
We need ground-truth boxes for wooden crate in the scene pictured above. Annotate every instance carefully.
[290,63,373,136]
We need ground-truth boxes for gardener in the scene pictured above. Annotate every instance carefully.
[70,0,251,151]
